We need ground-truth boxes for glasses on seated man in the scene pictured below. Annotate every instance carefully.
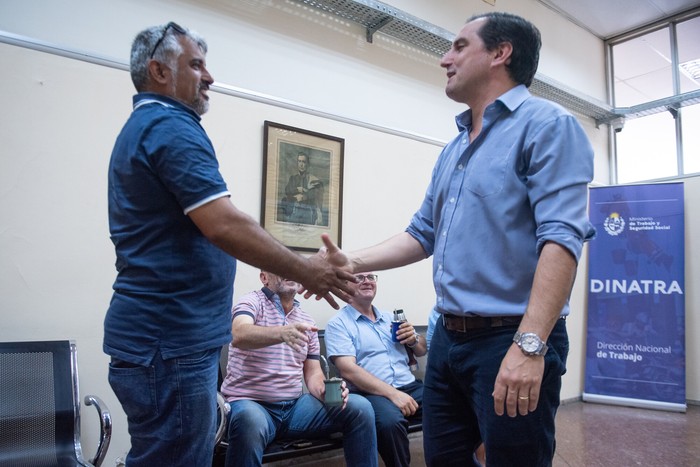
[355,274,378,283]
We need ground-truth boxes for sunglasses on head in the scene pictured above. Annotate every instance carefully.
[150,22,186,59]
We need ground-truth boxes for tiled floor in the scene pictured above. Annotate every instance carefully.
[554,400,699,466]
[264,400,700,466]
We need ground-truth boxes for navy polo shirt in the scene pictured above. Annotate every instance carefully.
[104,93,236,365]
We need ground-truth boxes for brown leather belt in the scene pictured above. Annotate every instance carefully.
[442,314,522,332]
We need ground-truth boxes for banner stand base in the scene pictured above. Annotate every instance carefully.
[582,392,687,413]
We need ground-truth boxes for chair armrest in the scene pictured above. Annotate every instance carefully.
[84,395,112,467]
[215,392,230,446]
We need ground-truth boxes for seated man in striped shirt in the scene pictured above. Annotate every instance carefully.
[220,270,378,467]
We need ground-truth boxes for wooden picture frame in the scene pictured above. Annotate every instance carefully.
[261,121,344,252]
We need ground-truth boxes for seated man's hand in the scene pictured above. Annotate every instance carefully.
[340,380,350,410]
[281,322,318,353]
[389,388,419,417]
[395,322,419,346]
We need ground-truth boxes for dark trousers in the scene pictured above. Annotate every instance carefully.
[423,318,569,467]
[358,380,423,467]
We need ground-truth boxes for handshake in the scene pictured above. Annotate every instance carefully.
[296,233,356,310]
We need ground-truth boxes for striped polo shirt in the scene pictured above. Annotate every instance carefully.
[220,288,320,402]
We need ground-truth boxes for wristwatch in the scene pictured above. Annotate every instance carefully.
[513,332,548,356]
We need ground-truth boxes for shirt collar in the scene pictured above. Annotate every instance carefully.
[345,304,384,323]
[132,92,201,121]
[455,84,531,132]
[261,287,300,309]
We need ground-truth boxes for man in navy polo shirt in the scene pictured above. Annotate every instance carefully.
[105,22,355,467]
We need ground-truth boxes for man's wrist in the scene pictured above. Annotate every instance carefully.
[407,332,420,348]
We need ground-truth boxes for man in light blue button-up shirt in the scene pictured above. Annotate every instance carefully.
[320,11,595,467]
[326,272,427,467]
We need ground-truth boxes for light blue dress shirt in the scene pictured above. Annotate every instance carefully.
[407,85,596,318]
[426,307,440,351]
[325,305,416,390]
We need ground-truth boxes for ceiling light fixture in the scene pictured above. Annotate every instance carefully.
[679,58,700,82]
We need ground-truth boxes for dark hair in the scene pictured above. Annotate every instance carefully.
[468,12,541,87]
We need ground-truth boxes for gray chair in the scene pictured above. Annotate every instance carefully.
[0,340,112,466]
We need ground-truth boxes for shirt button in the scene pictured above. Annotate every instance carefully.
[457,164,463,170]
[442,231,447,237]
[450,198,455,203]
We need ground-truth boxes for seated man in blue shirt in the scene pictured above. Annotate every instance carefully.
[325,272,427,467]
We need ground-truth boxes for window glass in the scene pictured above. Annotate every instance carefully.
[677,16,700,94]
[612,28,673,107]
[616,111,677,183]
[682,104,700,174]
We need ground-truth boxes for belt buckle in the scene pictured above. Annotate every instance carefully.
[456,316,467,332]
[444,314,468,332]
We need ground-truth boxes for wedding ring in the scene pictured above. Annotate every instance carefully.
[518,395,530,400]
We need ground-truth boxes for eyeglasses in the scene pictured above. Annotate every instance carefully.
[356,274,378,283]
[150,22,186,59]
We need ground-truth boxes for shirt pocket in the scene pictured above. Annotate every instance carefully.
[463,143,513,198]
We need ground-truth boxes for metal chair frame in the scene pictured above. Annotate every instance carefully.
[0,340,112,467]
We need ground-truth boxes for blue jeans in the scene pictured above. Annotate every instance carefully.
[359,380,423,467]
[108,348,220,467]
[423,318,569,467]
[225,393,378,467]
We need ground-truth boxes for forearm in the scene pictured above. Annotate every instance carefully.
[408,335,428,357]
[349,232,427,273]
[519,241,577,340]
[231,323,287,349]
[304,365,326,398]
[191,198,310,281]
[336,361,397,398]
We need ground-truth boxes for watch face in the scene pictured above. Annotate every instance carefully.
[521,334,541,353]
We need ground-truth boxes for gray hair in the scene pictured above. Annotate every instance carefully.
[129,22,208,91]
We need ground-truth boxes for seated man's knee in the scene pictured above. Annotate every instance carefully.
[344,394,375,423]
[227,401,270,443]
[376,414,407,434]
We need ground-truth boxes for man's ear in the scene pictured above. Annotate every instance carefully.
[492,41,513,67]
[147,59,170,85]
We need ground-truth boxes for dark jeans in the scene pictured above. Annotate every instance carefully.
[423,318,569,467]
[108,347,220,467]
[225,393,378,467]
[358,380,423,467]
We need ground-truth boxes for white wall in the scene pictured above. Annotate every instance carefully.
[3,0,694,464]
[0,0,606,141]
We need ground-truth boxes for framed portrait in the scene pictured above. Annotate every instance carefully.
[261,121,344,252]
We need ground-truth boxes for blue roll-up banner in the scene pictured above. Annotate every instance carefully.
[583,183,686,412]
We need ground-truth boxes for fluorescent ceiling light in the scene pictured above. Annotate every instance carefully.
[679,58,700,82]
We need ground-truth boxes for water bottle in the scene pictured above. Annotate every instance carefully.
[391,309,406,342]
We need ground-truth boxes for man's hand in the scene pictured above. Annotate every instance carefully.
[300,233,356,306]
[492,344,544,417]
[389,388,419,417]
[280,322,318,353]
[318,232,352,269]
[339,380,350,410]
[395,322,418,346]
